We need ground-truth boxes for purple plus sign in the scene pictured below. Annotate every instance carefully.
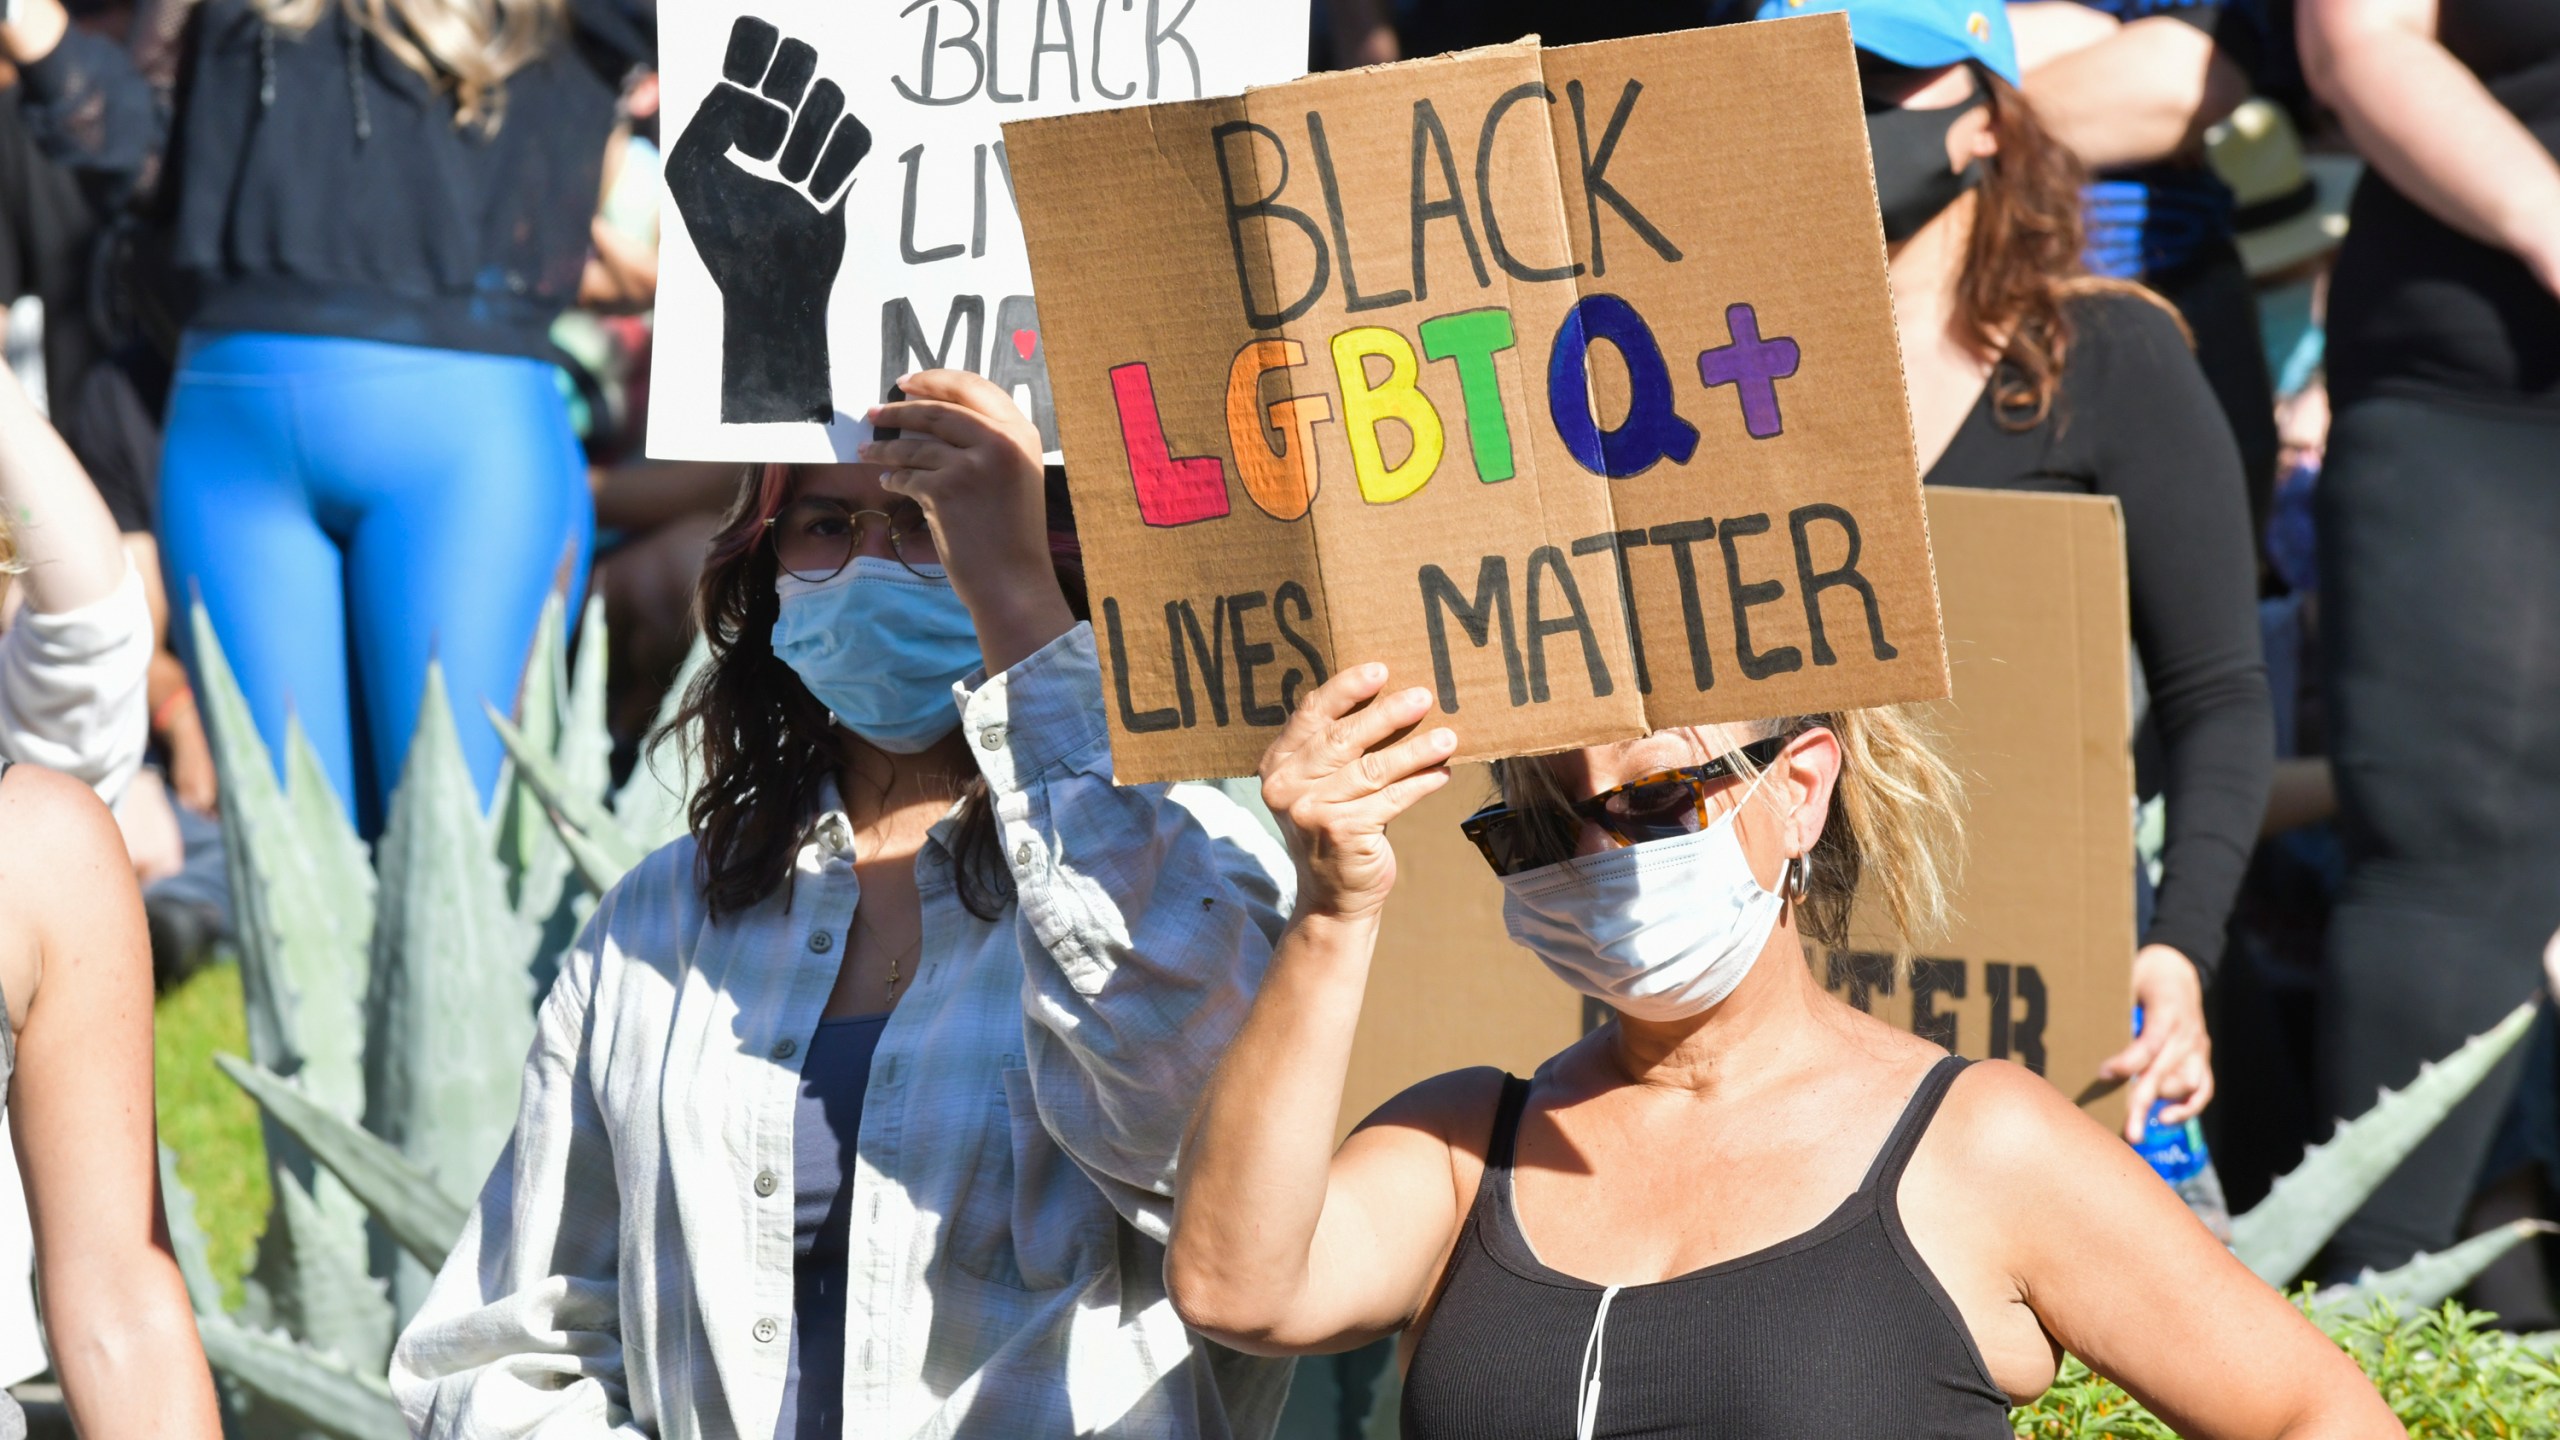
[1696,303,1800,440]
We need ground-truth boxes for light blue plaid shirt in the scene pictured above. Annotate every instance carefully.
[392,624,1296,1439]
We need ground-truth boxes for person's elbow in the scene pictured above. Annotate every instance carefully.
[1164,1230,1311,1357]
[42,1261,212,1398]
[2028,21,2242,166]
[1164,1229,1262,1347]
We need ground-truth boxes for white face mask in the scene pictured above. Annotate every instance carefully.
[1498,772,1786,1022]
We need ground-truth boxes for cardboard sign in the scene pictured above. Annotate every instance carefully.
[1005,17,1948,784]
[1340,487,2137,1140]
[648,0,1311,461]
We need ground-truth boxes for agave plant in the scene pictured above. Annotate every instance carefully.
[162,597,698,1438]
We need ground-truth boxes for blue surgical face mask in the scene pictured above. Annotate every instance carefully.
[771,557,982,753]
[1498,772,1786,1022]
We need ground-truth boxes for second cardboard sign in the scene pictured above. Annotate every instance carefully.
[1008,16,1948,783]
[1342,487,2136,1138]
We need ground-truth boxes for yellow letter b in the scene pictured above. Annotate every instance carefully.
[1329,326,1445,505]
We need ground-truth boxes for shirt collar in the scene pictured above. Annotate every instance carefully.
[803,774,969,869]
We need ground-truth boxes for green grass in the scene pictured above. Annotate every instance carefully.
[153,960,266,1312]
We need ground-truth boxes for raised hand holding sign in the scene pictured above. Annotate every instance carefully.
[667,16,873,425]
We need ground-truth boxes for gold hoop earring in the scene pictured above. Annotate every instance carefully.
[1784,856,1810,904]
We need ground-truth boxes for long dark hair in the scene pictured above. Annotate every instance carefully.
[1958,70,2179,427]
[668,464,1088,921]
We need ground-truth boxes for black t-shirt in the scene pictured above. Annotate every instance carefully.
[1927,292,2272,975]
[19,0,653,364]
[2327,0,2560,408]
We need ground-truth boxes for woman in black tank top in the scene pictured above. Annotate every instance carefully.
[1402,1060,2007,1438]
[1167,662,2397,1435]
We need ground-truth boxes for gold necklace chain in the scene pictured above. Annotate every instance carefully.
[853,902,921,1000]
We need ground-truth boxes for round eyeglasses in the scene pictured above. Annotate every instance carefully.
[765,497,944,582]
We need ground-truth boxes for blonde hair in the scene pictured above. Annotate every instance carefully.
[255,0,564,130]
[0,510,18,575]
[1493,705,1966,954]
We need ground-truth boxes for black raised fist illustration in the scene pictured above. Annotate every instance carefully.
[667,17,873,425]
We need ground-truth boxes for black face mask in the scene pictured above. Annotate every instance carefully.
[1864,88,1988,243]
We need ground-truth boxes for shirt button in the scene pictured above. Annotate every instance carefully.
[771,1038,798,1060]
[752,1316,780,1344]
[1013,841,1035,867]
[808,930,834,954]
[978,724,1006,751]
[754,1171,779,1198]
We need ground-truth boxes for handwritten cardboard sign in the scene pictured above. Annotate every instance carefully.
[647,0,1311,461]
[1005,16,1948,783]
[1339,487,2137,1140]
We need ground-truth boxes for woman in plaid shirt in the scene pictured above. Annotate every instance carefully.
[392,370,1298,1440]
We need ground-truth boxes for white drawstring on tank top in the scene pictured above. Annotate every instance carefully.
[1575,1283,1623,1440]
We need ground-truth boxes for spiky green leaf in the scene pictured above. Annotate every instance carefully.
[555,816,640,897]
[493,594,568,906]
[488,707,646,881]
[524,597,615,988]
[258,1168,395,1373]
[561,595,614,807]
[216,1055,468,1270]
[2312,1220,2560,1321]
[158,1144,223,1317]
[366,664,538,1314]
[195,1313,407,1440]
[278,719,373,1118]
[611,633,706,852]
[188,608,369,1105]
[189,609,377,1343]
[2233,1000,2540,1286]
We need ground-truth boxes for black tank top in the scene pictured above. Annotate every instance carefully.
[1402,1056,2012,1439]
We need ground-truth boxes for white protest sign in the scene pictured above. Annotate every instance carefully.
[649,0,1312,462]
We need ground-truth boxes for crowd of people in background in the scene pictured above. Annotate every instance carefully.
[0,0,2542,1430]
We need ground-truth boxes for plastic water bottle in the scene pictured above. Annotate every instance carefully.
[2128,1007,2233,1244]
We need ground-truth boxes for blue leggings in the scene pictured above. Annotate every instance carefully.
[161,331,591,835]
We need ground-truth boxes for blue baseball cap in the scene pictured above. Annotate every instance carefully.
[1754,0,2021,87]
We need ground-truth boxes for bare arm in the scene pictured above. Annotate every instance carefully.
[1167,663,1473,1354]
[2007,1,2121,71]
[2018,9,2251,171]
[2302,0,2560,296]
[0,364,126,615]
[1,766,220,1438]
[1934,1063,2399,1436]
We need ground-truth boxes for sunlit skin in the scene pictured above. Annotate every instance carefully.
[1880,59,2213,1142]
[2008,1,2250,172]
[777,369,1073,1020]
[1166,664,2401,1437]
[0,768,221,1439]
